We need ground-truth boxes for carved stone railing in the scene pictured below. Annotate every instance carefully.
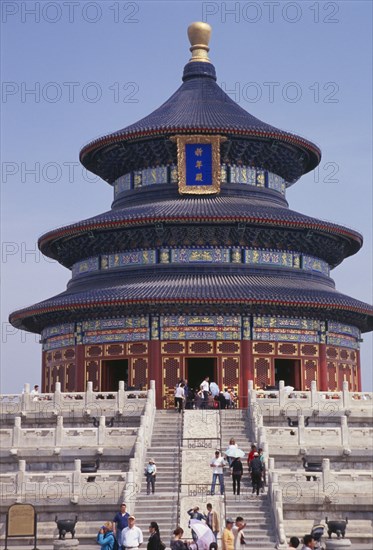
[0,381,147,418]
[0,458,127,505]
[0,416,137,454]
[123,380,156,509]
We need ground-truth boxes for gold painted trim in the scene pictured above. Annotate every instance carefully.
[171,134,226,195]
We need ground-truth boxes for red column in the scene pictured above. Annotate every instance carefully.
[76,344,86,391]
[149,341,162,408]
[240,340,253,408]
[41,352,47,392]
[319,343,328,391]
[356,349,362,391]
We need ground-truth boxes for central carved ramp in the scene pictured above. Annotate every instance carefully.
[133,410,182,540]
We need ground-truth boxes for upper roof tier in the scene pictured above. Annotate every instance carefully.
[80,22,321,185]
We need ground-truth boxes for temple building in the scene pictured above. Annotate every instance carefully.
[10,23,373,407]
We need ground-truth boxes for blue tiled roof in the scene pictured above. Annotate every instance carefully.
[80,62,321,183]
[10,269,373,333]
[39,195,362,262]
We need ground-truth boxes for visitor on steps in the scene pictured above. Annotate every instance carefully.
[247,444,257,475]
[258,447,266,491]
[170,527,188,550]
[174,383,185,413]
[250,452,263,496]
[205,503,220,542]
[145,458,157,494]
[147,521,161,550]
[301,534,315,549]
[200,376,210,408]
[230,457,243,495]
[232,517,246,550]
[222,518,234,550]
[288,536,300,548]
[210,450,226,495]
[122,515,143,550]
[187,507,206,542]
[113,502,129,547]
[97,521,115,550]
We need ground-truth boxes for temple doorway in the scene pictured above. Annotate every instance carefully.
[274,358,301,389]
[101,359,128,391]
[186,357,217,392]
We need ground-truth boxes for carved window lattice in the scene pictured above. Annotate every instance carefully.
[189,341,213,354]
[278,343,297,355]
[217,342,240,354]
[327,363,338,390]
[132,357,148,389]
[222,357,239,386]
[301,344,318,356]
[85,360,99,390]
[66,363,75,391]
[162,342,185,354]
[63,348,75,359]
[53,351,62,361]
[253,342,274,355]
[163,357,180,388]
[340,349,349,360]
[350,350,356,362]
[128,342,148,355]
[106,344,124,356]
[254,357,270,387]
[86,345,103,357]
[304,359,317,389]
[326,347,338,359]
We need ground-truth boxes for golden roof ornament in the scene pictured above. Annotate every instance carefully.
[187,21,212,63]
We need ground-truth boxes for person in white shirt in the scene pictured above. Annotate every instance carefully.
[200,377,210,408]
[31,384,39,401]
[232,517,246,550]
[174,383,185,414]
[122,515,143,550]
[210,450,226,495]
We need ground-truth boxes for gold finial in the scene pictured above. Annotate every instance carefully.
[187,22,212,63]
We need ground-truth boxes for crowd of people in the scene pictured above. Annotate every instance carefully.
[97,502,317,549]
[174,377,238,411]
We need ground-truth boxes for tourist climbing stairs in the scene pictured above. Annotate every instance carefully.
[221,409,277,549]
[133,410,182,541]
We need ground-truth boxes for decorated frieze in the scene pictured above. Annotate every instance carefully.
[112,164,287,198]
[302,255,330,276]
[327,321,360,338]
[42,323,75,339]
[327,335,359,350]
[42,335,75,351]
[253,316,320,331]
[160,315,241,341]
[71,247,330,278]
[108,250,156,268]
[72,256,100,277]
[170,248,230,263]
[40,314,361,349]
[244,249,295,268]
[252,327,319,343]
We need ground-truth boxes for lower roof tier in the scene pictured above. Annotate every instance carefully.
[39,192,362,268]
[10,269,373,334]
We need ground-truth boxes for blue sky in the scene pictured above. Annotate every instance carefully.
[1,1,372,392]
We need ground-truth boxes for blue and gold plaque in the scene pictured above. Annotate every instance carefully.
[172,135,225,194]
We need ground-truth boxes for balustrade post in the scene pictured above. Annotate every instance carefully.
[72,459,81,502]
[340,416,349,448]
[297,411,305,446]
[98,416,106,445]
[21,383,31,412]
[310,380,318,407]
[16,460,26,501]
[342,381,350,409]
[55,415,63,447]
[54,382,62,410]
[278,380,286,407]
[118,380,126,412]
[322,458,330,491]
[13,416,21,447]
